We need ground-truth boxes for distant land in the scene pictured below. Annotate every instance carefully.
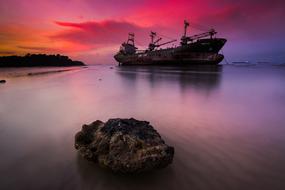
[0,54,85,67]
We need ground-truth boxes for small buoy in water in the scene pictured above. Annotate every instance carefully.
[0,80,6,83]
[99,78,102,81]
[109,67,113,69]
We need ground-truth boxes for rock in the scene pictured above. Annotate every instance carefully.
[0,80,6,83]
[75,118,174,173]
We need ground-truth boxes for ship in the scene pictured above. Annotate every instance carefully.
[114,20,227,66]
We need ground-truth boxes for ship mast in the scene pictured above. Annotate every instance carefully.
[183,20,189,38]
[150,31,157,44]
[127,33,135,46]
[181,20,191,45]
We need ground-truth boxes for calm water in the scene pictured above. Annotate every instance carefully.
[0,64,285,190]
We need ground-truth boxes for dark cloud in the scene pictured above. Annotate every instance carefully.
[198,0,285,39]
[0,51,16,55]
[17,46,54,51]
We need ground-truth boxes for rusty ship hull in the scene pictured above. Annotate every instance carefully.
[114,38,226,65]
[114,52,224,66]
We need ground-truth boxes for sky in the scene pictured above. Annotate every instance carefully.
[0,0,285,64]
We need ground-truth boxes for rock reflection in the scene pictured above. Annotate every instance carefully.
[76,153,177,190]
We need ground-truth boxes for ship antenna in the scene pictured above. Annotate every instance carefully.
[183,20,190,37]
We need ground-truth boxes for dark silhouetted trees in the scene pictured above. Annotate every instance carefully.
[0,54,85,67]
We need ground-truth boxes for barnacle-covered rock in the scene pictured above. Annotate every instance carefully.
[75,118,174,173]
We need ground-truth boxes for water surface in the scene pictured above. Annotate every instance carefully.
[0,64,285,190]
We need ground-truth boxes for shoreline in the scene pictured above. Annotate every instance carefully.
[0,66,87,78]
[27,69,74,76]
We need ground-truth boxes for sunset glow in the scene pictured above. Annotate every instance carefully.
[1,0,284,64]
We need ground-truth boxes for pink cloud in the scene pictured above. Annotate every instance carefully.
[51,20,157,47]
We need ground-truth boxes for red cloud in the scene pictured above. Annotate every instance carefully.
[51,20,155,47]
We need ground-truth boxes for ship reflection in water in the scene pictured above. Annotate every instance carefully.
[0,64,285,190]
[116,65,222,94]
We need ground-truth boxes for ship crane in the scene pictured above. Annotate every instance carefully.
[148,31,177,51]
[154,37,162,44]
[181,20,217,45]
[188,29,217,41]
